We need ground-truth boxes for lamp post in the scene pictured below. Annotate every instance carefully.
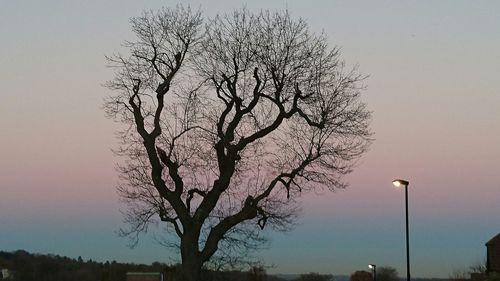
[368,264,376,281]
[392,179,410,281]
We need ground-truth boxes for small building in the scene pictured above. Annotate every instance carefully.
[486,232,500,274]
[126,272,163,281]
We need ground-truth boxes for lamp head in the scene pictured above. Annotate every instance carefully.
[368,264,376,269]
[392,179,409,187]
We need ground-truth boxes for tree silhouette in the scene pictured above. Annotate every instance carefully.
[105,6,371,281]
[248,266,267,281]
[350,270,373,281]
[376,267,398,281]
[295,272,334,281]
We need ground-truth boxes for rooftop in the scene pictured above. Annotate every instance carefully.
[486,233,500,246]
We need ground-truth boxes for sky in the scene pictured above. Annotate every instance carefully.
[1,0,500,278]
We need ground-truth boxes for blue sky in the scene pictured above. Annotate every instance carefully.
[1,0,500,277]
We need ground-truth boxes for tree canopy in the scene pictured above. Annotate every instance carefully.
[105,6,371,281]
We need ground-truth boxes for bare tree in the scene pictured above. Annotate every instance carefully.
[469,258,487,274]
[376,267,398,281]
[296,272,334,281]
[449,268,469,281]
[449,259,487,281]
[350,271,373,281]
[104,6,371,281]
[249,266,267,281]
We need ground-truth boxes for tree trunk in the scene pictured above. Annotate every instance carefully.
[179,233,203,281]
[179,262,202,281]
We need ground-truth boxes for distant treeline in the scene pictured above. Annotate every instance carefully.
[0,250,452,281]
[0,249,168,281]
[0,249,290,281]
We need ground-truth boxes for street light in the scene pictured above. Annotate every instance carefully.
[368,264,376,281]
[392,179,410,281]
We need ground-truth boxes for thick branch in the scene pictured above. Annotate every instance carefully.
[186,188,207,212]
[200,196,258,262]
[157,147,184,194]
[128,79,149,139]
[159,208,183,237]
